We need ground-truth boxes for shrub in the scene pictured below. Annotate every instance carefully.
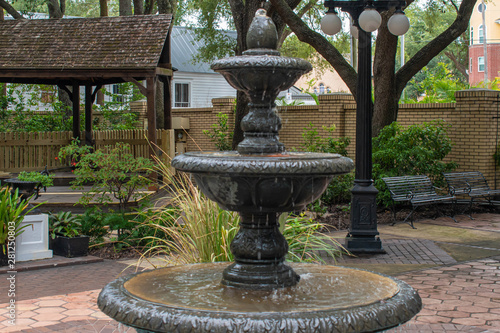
[203,112,233,151]
[76,207,108,244]
[300,123,353,210]
[373,120,458,207]
[66,142,154,210]
[17,171,54,188]
[301,122,350,156]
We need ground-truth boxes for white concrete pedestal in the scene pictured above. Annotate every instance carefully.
[16,214,53,262]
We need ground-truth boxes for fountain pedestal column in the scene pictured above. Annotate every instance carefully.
[222,212,299,290]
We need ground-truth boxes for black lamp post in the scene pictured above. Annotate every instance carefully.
[321,0,409,253]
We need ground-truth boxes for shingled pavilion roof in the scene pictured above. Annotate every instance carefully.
[0,14,173,85]
[0,14,173,146]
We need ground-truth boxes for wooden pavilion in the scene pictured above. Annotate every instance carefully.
[0,15,173,152]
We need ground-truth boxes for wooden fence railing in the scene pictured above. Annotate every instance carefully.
[0,129,175,173]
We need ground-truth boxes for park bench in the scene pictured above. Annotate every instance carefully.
[443,171,500,219]
[382,175,456,229]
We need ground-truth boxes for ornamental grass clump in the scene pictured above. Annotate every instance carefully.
[134,153,347,268]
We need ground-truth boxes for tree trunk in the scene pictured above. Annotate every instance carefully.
[372,13,399,136]
[58,87,73,121]
[119,0,132,16]
[47,0,64,18]
[100,0,108,16]
[158,0,176,15]
[133,0,143,15]
[144,0,155,14]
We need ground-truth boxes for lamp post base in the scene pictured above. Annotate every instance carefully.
[347,180,386,254]
[345,235,385,254]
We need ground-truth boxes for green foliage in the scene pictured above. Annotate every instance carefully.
[283,213,346,263]
[372,120,458,206]
[0,187,34,253]
[276,96,305,106]
[75,207,108,245]
[320,172,355,207]
[66,142,154,210]
[281,33,351,73]
[402,63,469,103]
[300,123,353,209]
[203,112,234,151]
[49,211,82,239]
[0,83,142,132]
[403,2,468,86]
[301,123,350,156]
[0,84,72,132]
[17,171,54,188]
[57,138,93,167]
[92,84,143,130]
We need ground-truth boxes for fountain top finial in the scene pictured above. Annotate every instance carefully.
[245,8,279,56]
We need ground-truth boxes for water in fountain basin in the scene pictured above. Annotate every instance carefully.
[124,263,399,313]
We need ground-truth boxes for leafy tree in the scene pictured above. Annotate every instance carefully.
[403,62,469,103]
[403,1,469,93]
[268,0,476,135]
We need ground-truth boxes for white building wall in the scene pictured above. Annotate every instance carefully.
[172,72,236,108]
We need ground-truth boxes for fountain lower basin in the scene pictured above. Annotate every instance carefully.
[98,262,421,332]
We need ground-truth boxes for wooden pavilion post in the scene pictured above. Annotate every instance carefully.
[146,77,157,158]
[163,76,172,129]
[84,85,93,146]
[72,83,81,140]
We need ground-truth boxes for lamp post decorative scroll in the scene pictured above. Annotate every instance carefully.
[321,0,409,253]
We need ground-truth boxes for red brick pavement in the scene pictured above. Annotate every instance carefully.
[1,214,500,332]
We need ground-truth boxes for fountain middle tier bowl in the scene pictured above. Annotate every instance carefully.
[171,151,353,213]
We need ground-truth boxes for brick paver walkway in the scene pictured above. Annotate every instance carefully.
[1,214,500,332]
[338,238,457,265]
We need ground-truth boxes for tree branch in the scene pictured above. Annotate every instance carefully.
[0,0,25,19]
[395,0,476,95]
[269,0,357,97]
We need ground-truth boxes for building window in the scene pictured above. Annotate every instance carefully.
[478,56,485,72]
[319,83,325,94]
[470,58,473,72]
[175,83,190,107]
[470,27,473,45]
[112,84,125,103]
[479,25,484,43]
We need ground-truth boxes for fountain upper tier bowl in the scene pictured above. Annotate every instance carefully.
[171,151,354,213]
[211,54,312,103]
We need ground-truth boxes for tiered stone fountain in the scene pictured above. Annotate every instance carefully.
[98,9,421,332]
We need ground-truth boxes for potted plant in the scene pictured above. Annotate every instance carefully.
[0,187,35,266]
[2,171,54,200]
[49,211,89,258]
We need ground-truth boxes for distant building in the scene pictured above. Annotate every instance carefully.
[469,0,500,85]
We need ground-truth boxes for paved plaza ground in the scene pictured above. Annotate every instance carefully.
[0,187,500,332]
